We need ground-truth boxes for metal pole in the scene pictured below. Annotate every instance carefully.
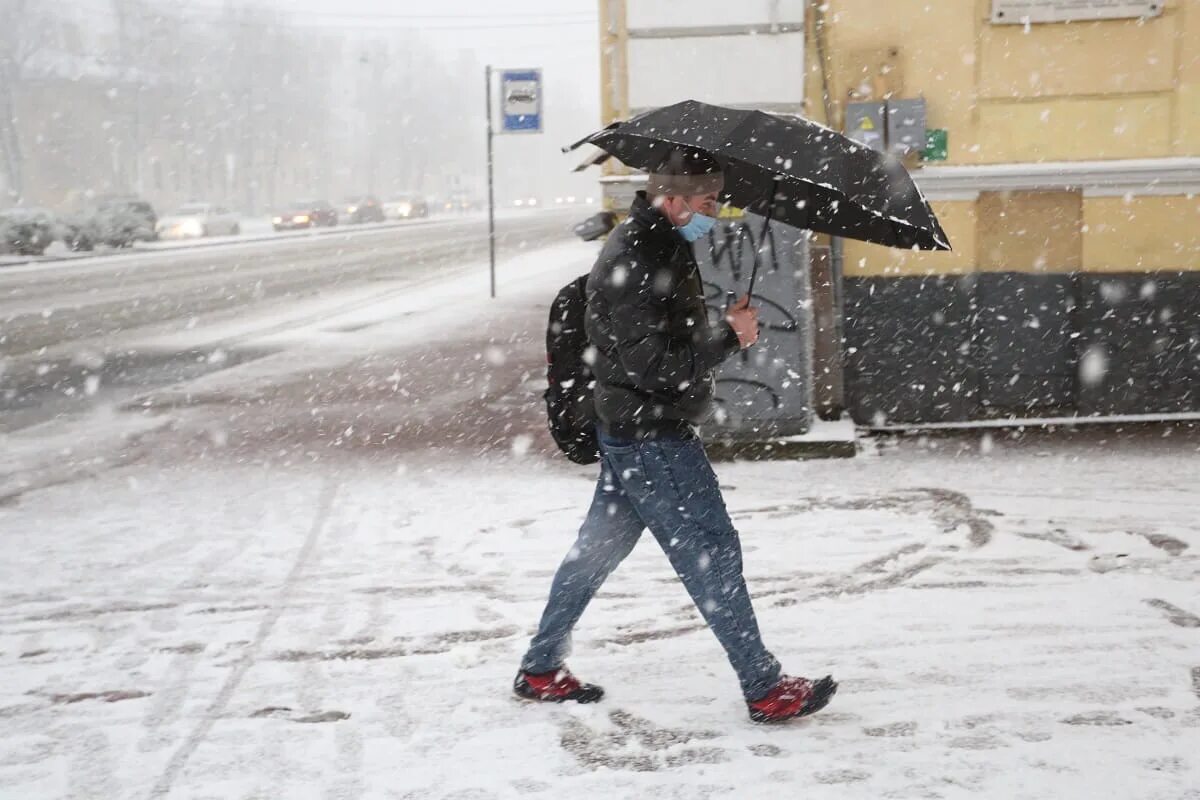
[485,65,496,299]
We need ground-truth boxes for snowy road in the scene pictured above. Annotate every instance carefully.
[0,209,578,432]
[0,237,1198,799]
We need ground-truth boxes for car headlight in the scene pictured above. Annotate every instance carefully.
[181,219,203,235]
[294,214,310,223]
[273,216,283,224]
[397,203,412,214]
[347,206,358,214]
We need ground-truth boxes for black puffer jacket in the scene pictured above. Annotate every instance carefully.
[585,192,740,439]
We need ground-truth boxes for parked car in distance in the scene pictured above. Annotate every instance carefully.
[156,203,240,239]
[340,195,385,224]
[273,200,337,231]
[383,193,429,220]
[0,207,57,256]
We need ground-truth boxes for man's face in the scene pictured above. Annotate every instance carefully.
[682,191,721,218]
[660,191,721,227]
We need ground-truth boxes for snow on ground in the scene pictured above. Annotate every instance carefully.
[0,236,590,498]
[1,239,1198,799]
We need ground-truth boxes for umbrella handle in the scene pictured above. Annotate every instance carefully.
[746,176,780,304]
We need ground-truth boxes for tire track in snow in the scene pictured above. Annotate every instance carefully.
[146,479,338,799]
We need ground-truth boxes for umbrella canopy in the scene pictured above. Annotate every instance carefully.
[565,99,950,252]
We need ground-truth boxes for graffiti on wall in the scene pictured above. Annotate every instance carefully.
[692,216,812,436]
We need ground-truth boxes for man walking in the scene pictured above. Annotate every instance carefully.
[514,150,836,723]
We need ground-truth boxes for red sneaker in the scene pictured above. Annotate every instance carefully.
[747,675,837,723]
[513,667,605,704]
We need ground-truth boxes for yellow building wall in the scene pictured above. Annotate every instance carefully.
[822,0,979,162]
[825,0,1200,276]
[1178,0,1200,150]
[846,194,1200,275]
[601,1,1199,277]
[843,200,977,277]
[978,14,1177,97]
[977,191,1083,272]
[1083,195,1200,271]
[977,96,1174,161]
[824,0,1199,165]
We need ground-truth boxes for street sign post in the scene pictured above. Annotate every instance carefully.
[485,66,543,298]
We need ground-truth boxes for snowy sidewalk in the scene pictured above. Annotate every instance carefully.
[1,237,1198,798]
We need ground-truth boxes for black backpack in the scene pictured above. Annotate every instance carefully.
[543,274,600,465]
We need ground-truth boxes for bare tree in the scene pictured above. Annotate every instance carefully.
[0,3,493,212]
[0,0,46,203]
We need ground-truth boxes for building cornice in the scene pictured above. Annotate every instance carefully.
[913,158,1200,199]
[599,158,1200,200]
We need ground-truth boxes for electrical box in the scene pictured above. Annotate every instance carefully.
[886,98,927,157]
[845,102,885,152]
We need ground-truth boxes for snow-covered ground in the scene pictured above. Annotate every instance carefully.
[1,239,1198,799]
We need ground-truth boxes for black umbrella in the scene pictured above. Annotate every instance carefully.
[566,99,950,264]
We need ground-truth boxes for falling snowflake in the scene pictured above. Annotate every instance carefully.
[1079,346,1109,388]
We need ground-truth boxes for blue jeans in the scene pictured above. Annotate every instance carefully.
[522,430,782,701]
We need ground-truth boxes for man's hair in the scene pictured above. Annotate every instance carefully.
[647,148,724,197]
[651,148,721,177]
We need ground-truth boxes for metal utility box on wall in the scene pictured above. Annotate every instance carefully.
[845,102,886,152]
[846,99,928,157]
[886,98,927,156]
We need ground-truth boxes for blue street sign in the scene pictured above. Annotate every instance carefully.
[500,69,542,133]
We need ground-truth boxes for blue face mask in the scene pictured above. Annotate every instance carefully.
[676,202,717,242]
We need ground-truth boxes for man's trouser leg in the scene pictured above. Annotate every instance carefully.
[521,454,645,674]
[601,433,782,701]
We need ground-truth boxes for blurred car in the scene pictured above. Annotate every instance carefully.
[273,200,337,231]
[156,203,240,239]
[512,196,539,208]
[340,195,385,224]
[0,207,57,256]
[572,211,617,242]
[60,196,158,249]
[383,193,429,220]
[443,192,479,213]
[57,212,99,251]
